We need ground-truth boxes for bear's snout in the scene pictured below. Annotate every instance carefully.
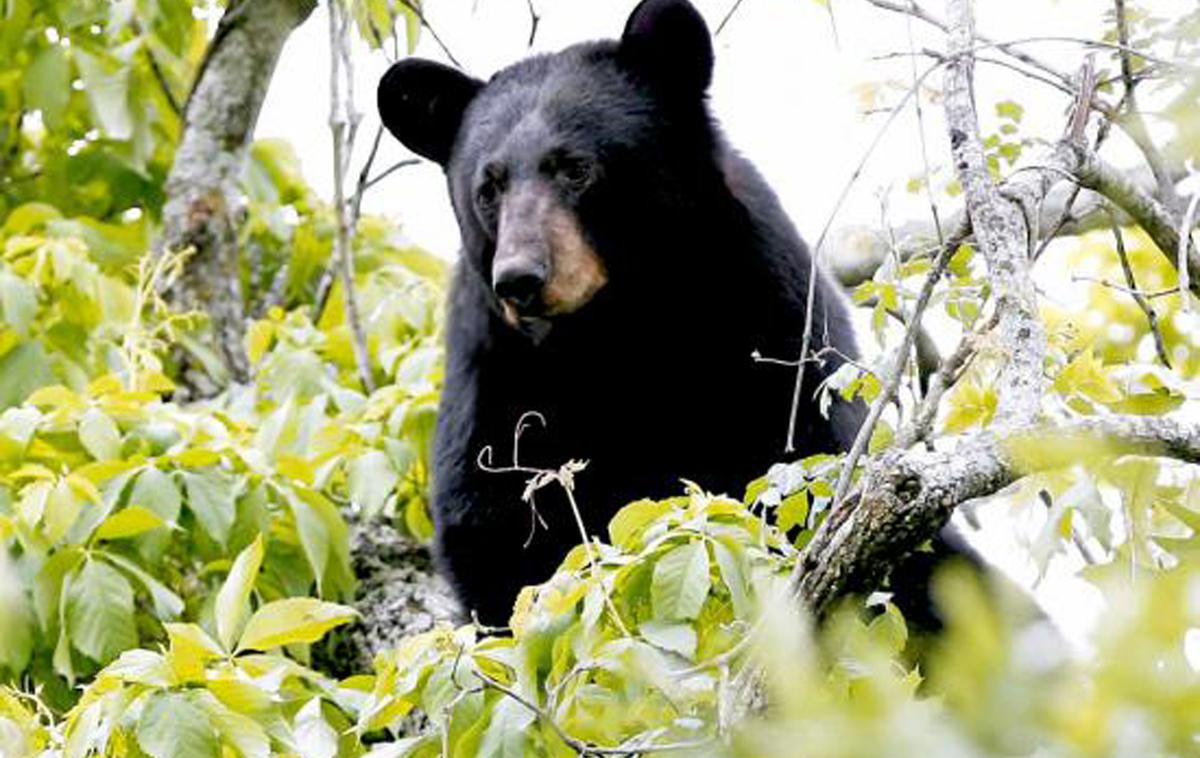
[493,258,547,313]
[492,181,608,329]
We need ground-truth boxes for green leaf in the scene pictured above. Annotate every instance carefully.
[73,45,135,140]
[198,693,270,758]
[0,342,54,409]
[24,44,71,129]
[285,488,330,591]
[608,498,673,550]
[136,692,220,758]
[100,551,184,620]
[639,620,697,659]
[476,697,535,758]
[235,598,357,652]
[181,469,239,546]
[1053,351,1123,405]
[66,558,137,664]
[942,380,998,433]
[215,535,264,651]
[293,697,339,758]
[43,479,82,545]
[129,466,182,523]
[78,408,122,461]
[777,490,810,533]
[33,546,84,632]
[0,271,38,337]
[348,450,398,517]
[712,539,751,619]
[93,505,167,541]
[651,541,711,621]
[995,99,1025,122]
[0,565,34,673]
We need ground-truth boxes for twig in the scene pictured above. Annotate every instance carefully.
[786,60,942,453]
[863,0,1073,88]
[1069,275,1180,300]
[524,0,540,48]
[132,18,183,117]
[1069,145,1200,298]
[715,0,749,36]
[1104,207,1172,367]
[328,0,376,394]
[474,669,713,755]
[397,0,463,68]
[1113,0,1180,212]
[988,35,1193,74]
[1065,55,1097,145]
[1179,168,1199,310]
[829,221,965,509]
[897,310,999,448]
[360,157,421,193]
[476,412,632,637]
[905,15,945,252]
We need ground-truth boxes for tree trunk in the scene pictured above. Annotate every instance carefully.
[161,0,317,396]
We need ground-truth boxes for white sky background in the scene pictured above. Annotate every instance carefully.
[257,0,1197,650]
[258,0,1139,257]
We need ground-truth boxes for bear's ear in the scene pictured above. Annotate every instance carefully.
[378,59,483,166]
[619,0,713,95]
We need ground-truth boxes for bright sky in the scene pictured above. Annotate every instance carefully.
[258,0,1129,258]
[257,0,1194,650]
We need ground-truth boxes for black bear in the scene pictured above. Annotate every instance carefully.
[378,0,864,625]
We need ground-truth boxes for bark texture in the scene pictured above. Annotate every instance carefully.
[161,0,317,395]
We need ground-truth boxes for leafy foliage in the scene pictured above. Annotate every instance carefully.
[2,0,1200,756]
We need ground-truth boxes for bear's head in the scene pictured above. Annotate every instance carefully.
[378,0,717,337]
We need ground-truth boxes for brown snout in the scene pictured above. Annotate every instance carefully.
[492,181,607,328]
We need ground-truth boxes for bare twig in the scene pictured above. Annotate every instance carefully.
[1104,207,1172,367]
[524,0,540,48]
[131,17,183,116]
[474,668,713,755]
[1066,55,1097,144]
[715,0,749,36]
[328,0,376,394]
[898,310,999,448]
[1070,145,1200,298]
[863,0,1072,88]
[1179,170,1199,310]
[1114,0,1180,212]
[360,157,421,193]
[829,220,966,509]
[1069,275,1179,300]
[397,0,463,68]
[786,60,942,453]
[476,412,632,637]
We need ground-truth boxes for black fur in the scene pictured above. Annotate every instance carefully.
[380,0,864,625]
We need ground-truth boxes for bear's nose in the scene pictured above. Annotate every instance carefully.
[493,261,546,312]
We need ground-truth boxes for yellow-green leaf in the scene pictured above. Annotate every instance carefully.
[93,506,167,541]
[235,598,357,653]
[215,535,264,651]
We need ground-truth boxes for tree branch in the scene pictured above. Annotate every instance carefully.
[328,0,377,395]
[161,0,317,396]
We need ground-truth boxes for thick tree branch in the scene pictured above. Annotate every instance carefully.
[161,0,317,395]
[796,414,1200,614]
[1074,147,1200,298]
[942,0,1045,426]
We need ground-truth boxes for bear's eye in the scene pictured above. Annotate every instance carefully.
[544,153,595,193]
[475,164,506,221]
